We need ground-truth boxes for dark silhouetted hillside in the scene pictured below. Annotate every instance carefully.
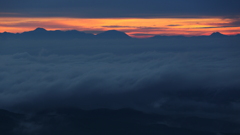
[1,108,240,135]
[0,109,24,135]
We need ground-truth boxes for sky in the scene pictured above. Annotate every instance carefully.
[1,0,240,37]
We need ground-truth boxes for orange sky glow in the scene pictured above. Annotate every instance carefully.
[0,17,240,38]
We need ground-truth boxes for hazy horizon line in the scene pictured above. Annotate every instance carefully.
[1,27,240,39]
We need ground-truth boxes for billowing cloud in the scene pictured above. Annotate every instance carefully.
[0,38,240,127]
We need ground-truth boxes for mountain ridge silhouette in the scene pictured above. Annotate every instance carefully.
[1,28,239,39]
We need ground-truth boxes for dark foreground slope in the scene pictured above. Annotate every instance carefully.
[0,108,239,135]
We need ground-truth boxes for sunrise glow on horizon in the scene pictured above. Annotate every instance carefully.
[1,17,240,38]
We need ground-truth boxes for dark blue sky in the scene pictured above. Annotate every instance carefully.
[1,0,240,18]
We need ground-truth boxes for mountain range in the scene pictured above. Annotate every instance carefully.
[0,28,131,39]
[1,28,240,39]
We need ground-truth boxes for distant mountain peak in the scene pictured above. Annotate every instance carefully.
[210,32,226,37]
[33,27,47,32]
[105,30,122,33]
[100,30,127,35]
[97,30,131,38]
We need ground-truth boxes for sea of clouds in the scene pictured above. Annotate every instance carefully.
[0,38,240,124]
